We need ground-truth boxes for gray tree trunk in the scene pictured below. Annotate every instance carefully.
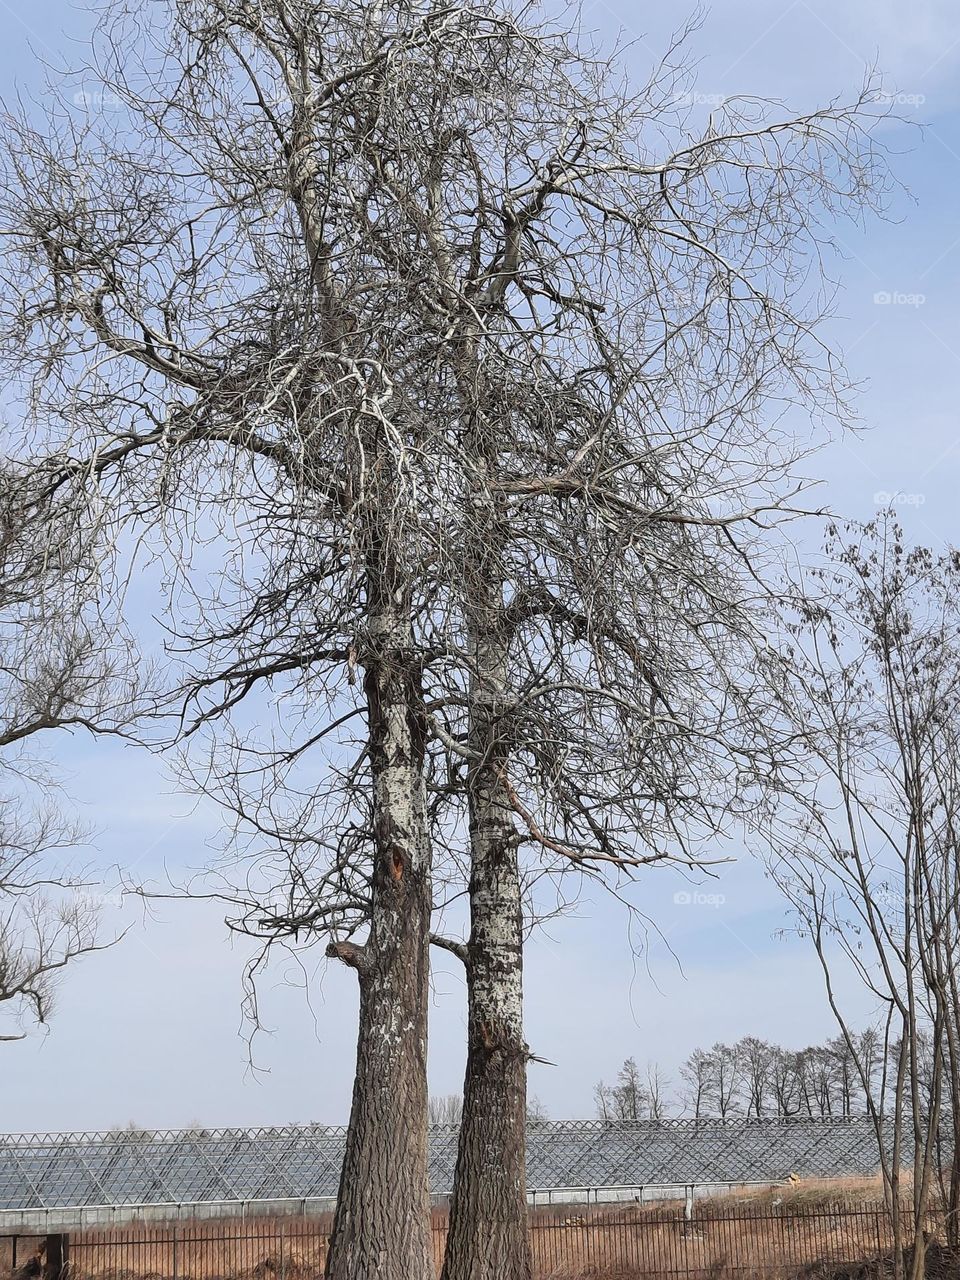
[324,551,434,1280]
[442,481,532,1280]
[441,778,531,1280]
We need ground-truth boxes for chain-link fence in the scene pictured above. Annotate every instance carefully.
[0,1119,903,1222]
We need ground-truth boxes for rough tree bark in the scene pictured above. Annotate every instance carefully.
[324,531,434,1280]
[442,621,531,1280]
[439,223,533,1272]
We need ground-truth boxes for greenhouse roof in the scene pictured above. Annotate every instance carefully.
[0,1118,887,1231]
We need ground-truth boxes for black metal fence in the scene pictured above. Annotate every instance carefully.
[2,1202,949,1280]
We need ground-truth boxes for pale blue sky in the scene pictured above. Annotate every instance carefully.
[1,0,959,1130]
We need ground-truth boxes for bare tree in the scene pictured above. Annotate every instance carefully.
[767,1045,800,1119]
[595,1059,672,1121]
[0,468,134,1034]
[856,1027,886,1115]
[429,1095,464,1127]
[0,803,102,1037]
[615,1058,646,1122]
[0,1,894,1274]
[770,517,960,1278]
[738,1038,773,1119]
[593,1079,614,1123]
[808,1045,841,1117]
[681,1048,713,1121]
[525,1095,548,1126]
[0,1,462,1271]
[706,1043,745,1120]
[828,1034,857,1118]
[645,1064,672,1122]
[597,1030,882,1120]
[427,31,894,1280]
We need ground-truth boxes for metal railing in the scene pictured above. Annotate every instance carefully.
[2,1200,946,1280]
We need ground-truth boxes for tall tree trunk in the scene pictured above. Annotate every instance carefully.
[441,774,531,1280]
[324,559,434,1280]
[442,485,532,1280]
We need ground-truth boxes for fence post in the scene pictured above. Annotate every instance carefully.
[682,1185,695,1237]
[42,1234,68,1280]
[280,1222,285,1280]
[172,1224,178,1280]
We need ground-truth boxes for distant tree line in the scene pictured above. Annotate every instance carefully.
[594,1029,890,1122]
[430,1094,549,1127]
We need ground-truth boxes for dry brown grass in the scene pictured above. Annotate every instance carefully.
[43,1194,934,1280]
[3,1182,942,1280]
[705,1175,900,1210]
[523,1200,894,1278]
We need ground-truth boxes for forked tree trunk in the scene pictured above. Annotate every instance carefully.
[324,561,434,1280]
